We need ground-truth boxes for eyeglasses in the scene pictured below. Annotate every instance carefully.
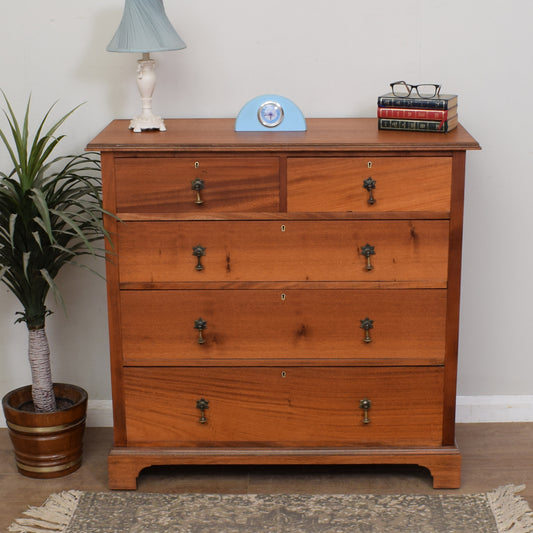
[390,81,441,98]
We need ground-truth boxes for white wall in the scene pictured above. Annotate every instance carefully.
[1,0,532,425]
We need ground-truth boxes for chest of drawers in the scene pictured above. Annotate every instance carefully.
[88,118,479,490]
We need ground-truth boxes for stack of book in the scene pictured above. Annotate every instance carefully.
[377,92,458,132]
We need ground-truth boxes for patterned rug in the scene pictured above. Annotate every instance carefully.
[9,485,533,533]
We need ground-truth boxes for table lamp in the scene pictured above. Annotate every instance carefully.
[107,0,186,132]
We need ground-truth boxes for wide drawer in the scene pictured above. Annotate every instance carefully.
[114,157,280,213]
[120,289,446,365]
[123,366,444,446]
[287,157,452,213]
[118,220,449,284]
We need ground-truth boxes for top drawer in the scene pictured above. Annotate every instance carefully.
[287,157,452,213]
[114,157,280,213]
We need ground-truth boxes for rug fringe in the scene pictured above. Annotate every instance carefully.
[487,484,533,533]
[9,490,82,533]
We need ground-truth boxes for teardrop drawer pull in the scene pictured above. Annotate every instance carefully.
[191,178,205,205]
[360,243,375,271]
[196,398,209,424]
[194,318,207,344]
[192,245,206,271]
[359,398,372,424]
[363,177,376,205]
[360,317,374,343]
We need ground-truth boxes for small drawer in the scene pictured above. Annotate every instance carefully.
[287,157,452,213]
[118,220,449,284]
[120,289,447,365]
[114,157,279,213]
[123,366,444,447]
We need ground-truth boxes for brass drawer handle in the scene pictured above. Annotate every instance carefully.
[194,318,207,344]
[192,245,206,271]
[363,177,376,205]
[191,178,205,205]
[359,398,372,424]
[196,398,209,424]
[360,243,375,271]
[360,317,374,343]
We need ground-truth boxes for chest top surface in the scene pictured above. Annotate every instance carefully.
[87,118,480,153]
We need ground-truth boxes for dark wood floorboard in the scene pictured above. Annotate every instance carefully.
[2,423,532,530]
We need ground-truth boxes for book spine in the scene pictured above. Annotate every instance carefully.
[377,96,448,109]
[377,108,450,121]
[378,118,455,132]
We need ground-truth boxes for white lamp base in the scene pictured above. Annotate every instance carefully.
[129,113,166,133]
[130,54,166,133]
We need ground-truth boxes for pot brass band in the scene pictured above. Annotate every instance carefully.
[6,417,86,435]
[359,398,372,424]
[360,317,374,343]
[196,398,209,424]
[363,177,376,205]
[191,177,205,205]
[361,243,375,271]
[16,457,81,473]
[194,317,207,344]
[192,245,206,271]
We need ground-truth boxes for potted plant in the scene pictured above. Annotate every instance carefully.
[0,93,113,477]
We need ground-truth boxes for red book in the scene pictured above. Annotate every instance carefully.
[377,107,457,121]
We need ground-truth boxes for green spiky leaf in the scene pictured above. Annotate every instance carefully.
[0,92,117,329]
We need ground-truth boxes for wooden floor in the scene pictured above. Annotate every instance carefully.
[2,423,533,530]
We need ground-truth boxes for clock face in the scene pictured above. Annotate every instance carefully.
[235,94,305,132]
[258,101,284,128]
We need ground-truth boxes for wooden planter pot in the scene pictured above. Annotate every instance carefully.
[2,383,88,478]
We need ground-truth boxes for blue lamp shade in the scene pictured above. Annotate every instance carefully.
[107,0,186,53]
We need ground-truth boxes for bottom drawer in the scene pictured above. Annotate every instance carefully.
[123,366,444,447]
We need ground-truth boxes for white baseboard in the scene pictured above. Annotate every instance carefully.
[455,395,533,423]
[86,400,114,427]
[2,396,533,428]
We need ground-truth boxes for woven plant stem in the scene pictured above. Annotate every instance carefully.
[28,327,56,412]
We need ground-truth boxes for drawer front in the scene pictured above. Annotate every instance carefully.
[120,289,446,364]
[123,366,444,446]
[287,157,452,212]
[118,220,449,283]
[114,157,280,212]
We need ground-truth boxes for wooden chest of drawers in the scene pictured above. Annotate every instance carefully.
[88,118,479,489]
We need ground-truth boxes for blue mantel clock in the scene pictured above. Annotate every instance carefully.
[235,95,306,132]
